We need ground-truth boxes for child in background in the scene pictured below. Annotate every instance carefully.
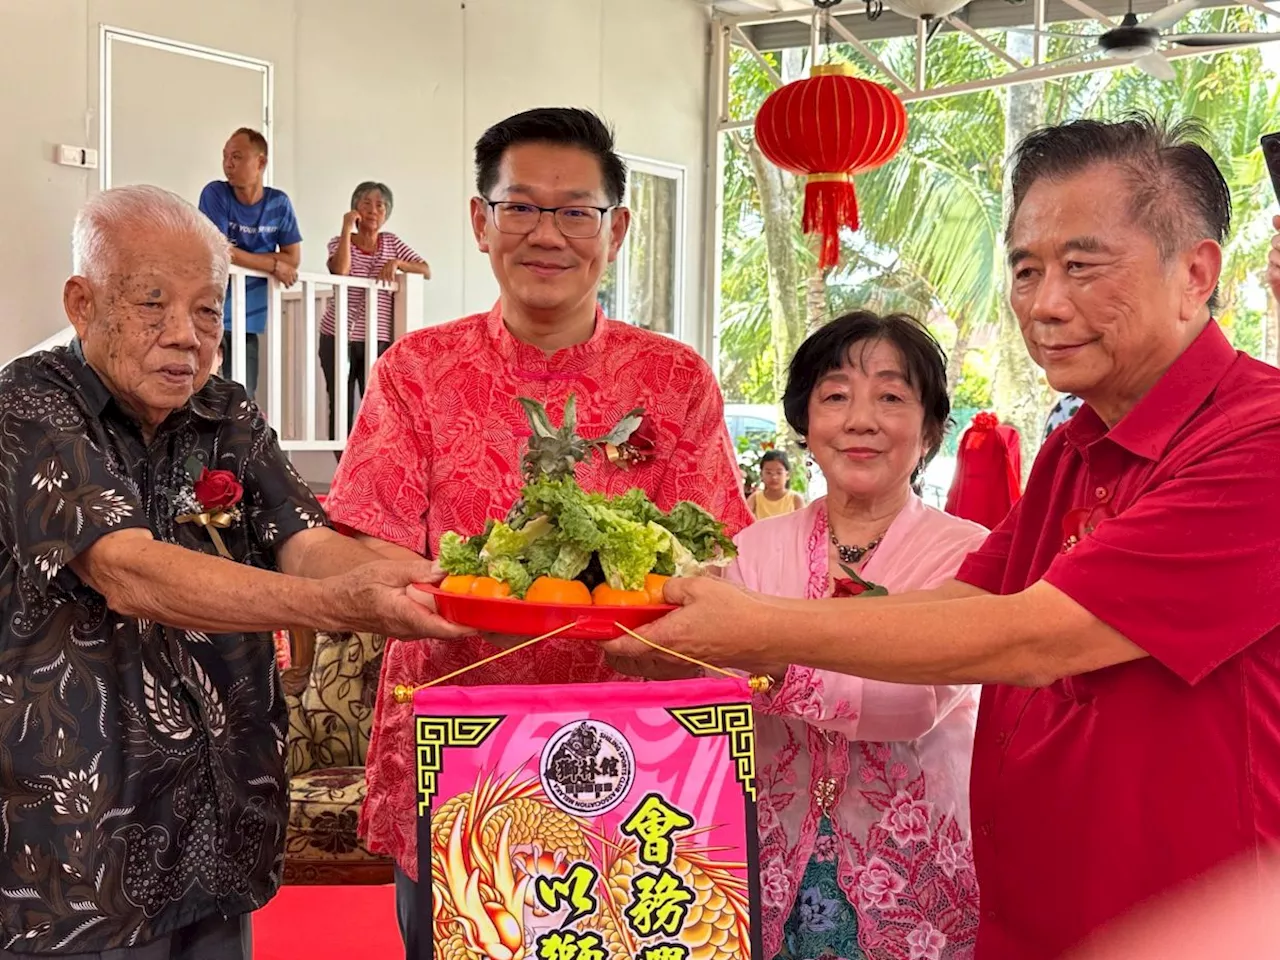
[747,449,804,519]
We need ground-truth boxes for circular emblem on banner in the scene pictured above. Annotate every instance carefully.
[539,720,635,817]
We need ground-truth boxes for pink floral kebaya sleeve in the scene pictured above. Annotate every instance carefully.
[757,667,975,742]
[728,509,987,742]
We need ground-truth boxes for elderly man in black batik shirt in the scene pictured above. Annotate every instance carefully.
[0,185,467,959]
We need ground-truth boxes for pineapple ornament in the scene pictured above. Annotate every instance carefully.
[506,395,654,525]
[517,395,651,482]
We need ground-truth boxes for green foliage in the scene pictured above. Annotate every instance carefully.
[439,472,737,595]
[719,21,1278,454]
[953,364,993,410]
[1222,307,1265,358]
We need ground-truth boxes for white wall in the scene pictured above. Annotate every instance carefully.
[0,0,711,363]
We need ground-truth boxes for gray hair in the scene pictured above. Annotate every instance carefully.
[350,181,393,217]
[72,185,231,286]
[1006,113,1230,313]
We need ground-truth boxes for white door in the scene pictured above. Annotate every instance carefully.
[102,28,271,201]
[100,28,275,411]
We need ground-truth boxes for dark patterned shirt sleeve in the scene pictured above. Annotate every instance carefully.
[0,369,148,595]
[235,407,329,554]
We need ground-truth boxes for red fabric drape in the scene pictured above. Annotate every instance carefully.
[945,412,1022,530]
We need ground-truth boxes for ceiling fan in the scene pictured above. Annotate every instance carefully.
[1017,0,1280,80]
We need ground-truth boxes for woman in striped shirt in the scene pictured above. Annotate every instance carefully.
[321,181,431,446]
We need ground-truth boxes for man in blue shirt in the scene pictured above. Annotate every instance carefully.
[198,128,302,398]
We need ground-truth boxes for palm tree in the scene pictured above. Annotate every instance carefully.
[718,11,1278,464]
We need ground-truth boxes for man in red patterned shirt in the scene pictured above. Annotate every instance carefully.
[321,106,751,953]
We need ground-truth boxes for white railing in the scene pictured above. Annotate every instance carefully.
[12,327,75,360]
[226,265,426,452]
[2,267,425,458]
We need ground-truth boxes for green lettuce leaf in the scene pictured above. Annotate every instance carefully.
[657,501,737,561]
[523,477,607,552]
[649,521,697,578]
[445,472,735,593]
[438,531,483,576]
[548,542,594,581]
[597,515,668,591]
[610,488,663,525]
[486,556,534,598]
[523,536,559,578]
[481,516,552,561]
[520,534,594,582]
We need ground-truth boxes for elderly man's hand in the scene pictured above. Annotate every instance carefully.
[1268,215,1280,303]
[272,259,299,287]
[599,576,785,677]
[405,560,508,647]
[324,560,474,639]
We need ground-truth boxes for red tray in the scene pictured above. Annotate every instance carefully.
[415,584,675,640]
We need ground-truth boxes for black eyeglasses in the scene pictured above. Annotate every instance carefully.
[484,199,615,239]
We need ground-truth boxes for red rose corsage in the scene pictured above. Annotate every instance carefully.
[193,468,243,511]
[833,562,888,598]
[177,468,244,559]
[604,411,658,468]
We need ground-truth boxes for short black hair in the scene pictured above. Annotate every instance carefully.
[1006,112,1230,309]
[760,449,790,471]
[351,181,393,217]
[783,311,951,481]
[231,127,269,157]
[474,107,628,206]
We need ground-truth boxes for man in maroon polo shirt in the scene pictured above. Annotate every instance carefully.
[605,114,1280,958]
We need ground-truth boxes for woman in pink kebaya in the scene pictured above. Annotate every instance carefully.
[729,312,987,960]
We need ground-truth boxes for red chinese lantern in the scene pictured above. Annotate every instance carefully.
[754,63,908,270]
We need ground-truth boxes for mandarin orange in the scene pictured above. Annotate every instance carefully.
[469,577,512,599]
[525,576,592,605]
[643,574,671,605]
[592,584,652,606]
[440,575,477,595]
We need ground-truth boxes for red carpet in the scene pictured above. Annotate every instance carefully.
[253,884,402,959]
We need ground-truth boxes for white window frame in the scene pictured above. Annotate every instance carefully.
[99,26,274,192]
[611,155,687,341]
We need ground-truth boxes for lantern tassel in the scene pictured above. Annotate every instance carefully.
[802,174,859,272]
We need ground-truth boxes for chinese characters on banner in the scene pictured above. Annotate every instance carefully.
[413,677,762,960]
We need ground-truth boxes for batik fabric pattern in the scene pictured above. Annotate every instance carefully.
[0,344,324,953]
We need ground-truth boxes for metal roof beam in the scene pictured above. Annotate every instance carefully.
[739,0,1249,48]
[827,14,918,89]
[715,31,1280,130]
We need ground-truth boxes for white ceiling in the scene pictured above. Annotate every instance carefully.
[705,0,815,12]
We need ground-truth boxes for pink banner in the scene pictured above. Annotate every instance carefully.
[413,677,762,960]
